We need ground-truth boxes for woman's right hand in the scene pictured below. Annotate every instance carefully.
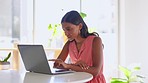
[48,59,69,69]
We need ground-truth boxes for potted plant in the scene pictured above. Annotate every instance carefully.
[0,52,11,70]
[110,65,145,83]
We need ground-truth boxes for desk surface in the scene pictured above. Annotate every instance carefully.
[0,70,93,83]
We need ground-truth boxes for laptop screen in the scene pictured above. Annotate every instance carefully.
[17,45,52,74]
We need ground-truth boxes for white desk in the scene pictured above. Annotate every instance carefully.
[0,70,93,83]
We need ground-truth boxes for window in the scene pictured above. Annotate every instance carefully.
[0,0,20,48]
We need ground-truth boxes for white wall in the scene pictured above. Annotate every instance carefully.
[120,0,148,82]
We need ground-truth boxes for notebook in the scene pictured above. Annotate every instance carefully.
[17,44,74,75]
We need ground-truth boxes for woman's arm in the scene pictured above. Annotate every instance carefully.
[56,41,70,61]
[91,36,103,76]
[53,41,70,68]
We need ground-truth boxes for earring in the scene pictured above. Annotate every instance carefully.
[78,30,81,35]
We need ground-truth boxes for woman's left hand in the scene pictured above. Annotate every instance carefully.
[75,60,89,69]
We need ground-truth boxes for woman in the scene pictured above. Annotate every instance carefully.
[51,10,106,83]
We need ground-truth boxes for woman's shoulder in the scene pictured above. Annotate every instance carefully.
[92,36,104,49]
[89,36,102,45]
[85,36,102,45]
[88,35,101,40]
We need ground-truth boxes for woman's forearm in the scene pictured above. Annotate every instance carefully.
[66,64,100,76]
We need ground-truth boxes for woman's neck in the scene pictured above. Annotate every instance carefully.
[75,37,86,44]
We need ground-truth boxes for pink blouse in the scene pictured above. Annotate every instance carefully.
[69,36,106,83]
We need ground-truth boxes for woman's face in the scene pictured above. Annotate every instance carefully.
[62,22,81,41]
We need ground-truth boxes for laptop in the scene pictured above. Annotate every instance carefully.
[17,44,74,75]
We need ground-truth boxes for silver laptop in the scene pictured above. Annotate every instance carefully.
[17,44,74,75]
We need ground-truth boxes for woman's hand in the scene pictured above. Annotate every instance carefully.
[48,59,69,69]
[74,60,89,69]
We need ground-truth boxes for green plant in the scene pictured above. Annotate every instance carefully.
[0,52,11,62]
[110,65,145,83]
[48,23,62,38]
[80,12,87,19]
